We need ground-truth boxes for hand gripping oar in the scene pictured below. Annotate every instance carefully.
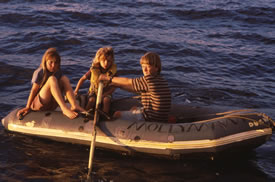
[87,81,104,179]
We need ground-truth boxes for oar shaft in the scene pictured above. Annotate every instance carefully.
[87,81,104,178]
[87,128,96,175]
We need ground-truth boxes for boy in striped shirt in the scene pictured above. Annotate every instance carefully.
[99,52,171,122]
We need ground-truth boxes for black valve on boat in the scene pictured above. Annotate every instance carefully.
[19,113,24,120]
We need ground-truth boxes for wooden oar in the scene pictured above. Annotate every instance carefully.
[87,81,104,179]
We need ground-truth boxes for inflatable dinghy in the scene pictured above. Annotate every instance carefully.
[1,98,274,159]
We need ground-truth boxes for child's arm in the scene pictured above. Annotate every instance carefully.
[17,83,40,117]
[100,75,134,92]
[74,74,88,96]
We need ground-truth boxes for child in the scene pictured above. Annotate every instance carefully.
[17,48,85,119]
[99,52,171,122]
[74,47,117,117]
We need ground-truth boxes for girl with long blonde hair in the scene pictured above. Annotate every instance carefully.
[17,48,85,119]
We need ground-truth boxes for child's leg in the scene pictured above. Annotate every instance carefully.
[103,96,111,114]
[59,76,85,112]
[113,108,144,121]
[39,76,78,119]
[86,95,96,110]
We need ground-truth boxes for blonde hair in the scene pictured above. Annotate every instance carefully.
[40,48,61,88]
[92,47,114,68]
[140,52,161,74]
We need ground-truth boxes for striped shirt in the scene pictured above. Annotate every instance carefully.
[132,75,171,122]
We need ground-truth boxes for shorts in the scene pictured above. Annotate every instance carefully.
[120,107,145,121]
[31,94,58,111]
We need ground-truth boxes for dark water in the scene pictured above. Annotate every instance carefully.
[1,0,275,181]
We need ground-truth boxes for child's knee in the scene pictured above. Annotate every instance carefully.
[103,96,111,104]
[59,76,71,88]
[48,76,58,84]
[88,97,96,103]
[60,75,69,82]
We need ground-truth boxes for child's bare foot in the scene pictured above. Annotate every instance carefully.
[62,107,78,119]
[113,111,121,119]
[71,105,86,113]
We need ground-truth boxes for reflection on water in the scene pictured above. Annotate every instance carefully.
[0,131,272,182]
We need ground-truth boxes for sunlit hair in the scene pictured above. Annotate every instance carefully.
[39,48,61,88]
[91,46,114,68]
[140,52,161,74]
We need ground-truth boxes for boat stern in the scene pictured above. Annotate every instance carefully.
[271,119,275,131]
[262,113,275,132]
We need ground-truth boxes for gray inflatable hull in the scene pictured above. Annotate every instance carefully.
[2,99,274,158]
